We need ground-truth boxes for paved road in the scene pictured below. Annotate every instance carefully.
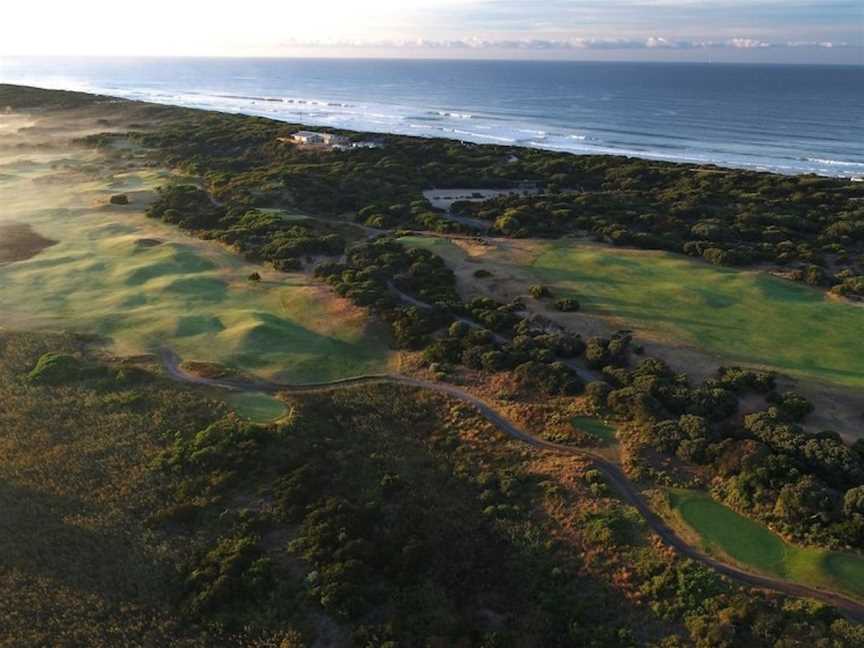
[160,347,864,622]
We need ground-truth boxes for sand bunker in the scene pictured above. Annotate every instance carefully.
[0,223,56,263]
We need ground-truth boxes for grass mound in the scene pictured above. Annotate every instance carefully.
[175,315,226,338]
[123,245,216,286]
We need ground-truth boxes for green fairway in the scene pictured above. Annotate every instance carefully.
[0,148,392,384]
[400,235,864,388]
[399,235,469,265]
[532,242,864,387]
[571,416,617,444]
[669,490,864,600]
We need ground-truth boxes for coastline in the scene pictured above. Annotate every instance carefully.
[2,57,862,179]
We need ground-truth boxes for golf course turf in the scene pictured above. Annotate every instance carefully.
[400,235,864,388]
[669,490,864,600]
[225,391,289,423]
[572,415,617,444]
[0,146,393,384]
[533,242,864,388]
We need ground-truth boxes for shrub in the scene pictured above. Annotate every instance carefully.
[767,391,814,422]
[554,298,580,312]
[585,381,612,409]
[529,285,551,299]
[513,361,583,396]
[844,486,864,517]
[183,536,273,617]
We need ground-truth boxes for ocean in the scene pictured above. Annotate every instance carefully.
[1,57,862,178]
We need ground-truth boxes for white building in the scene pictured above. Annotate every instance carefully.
[285,131,350,147]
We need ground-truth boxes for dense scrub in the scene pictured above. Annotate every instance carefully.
[0,332,224,646]
[151,379,864,646]
[146,186,351,271]
[4,333,864,644]
[0,83,107,110]
[588,360,864,551]
[85,103,864,297]
[314,236,588,393]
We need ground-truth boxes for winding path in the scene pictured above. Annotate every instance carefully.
[160,347,864,622]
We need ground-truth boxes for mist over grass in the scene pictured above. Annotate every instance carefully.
[0,115,392,383]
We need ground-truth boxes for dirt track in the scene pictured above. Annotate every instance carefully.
[160,346,864,622]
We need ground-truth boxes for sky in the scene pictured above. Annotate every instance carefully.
[1,0,862,64]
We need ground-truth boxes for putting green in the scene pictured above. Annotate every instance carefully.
[226,392,289,423]
[670,490,864,600]
[0,143,392,383]
[571,416,617,444]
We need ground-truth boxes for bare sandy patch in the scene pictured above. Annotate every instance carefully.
[0,223,56,263]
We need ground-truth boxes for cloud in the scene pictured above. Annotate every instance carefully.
[282,36,853,51]
[727,38,771,49]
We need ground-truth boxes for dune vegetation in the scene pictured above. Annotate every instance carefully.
[4,330,864,646]
[669,490,864,600]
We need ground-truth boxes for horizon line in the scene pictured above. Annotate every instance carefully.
[2,53,863,67]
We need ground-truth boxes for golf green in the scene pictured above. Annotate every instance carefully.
[670,490,864,600]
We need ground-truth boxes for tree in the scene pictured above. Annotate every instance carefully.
[528,285,551,299]
[767,391,814,422]
[585,381,612,409]
[773,475,835,525]
[844,486,864,517]
[448,320,471,338]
